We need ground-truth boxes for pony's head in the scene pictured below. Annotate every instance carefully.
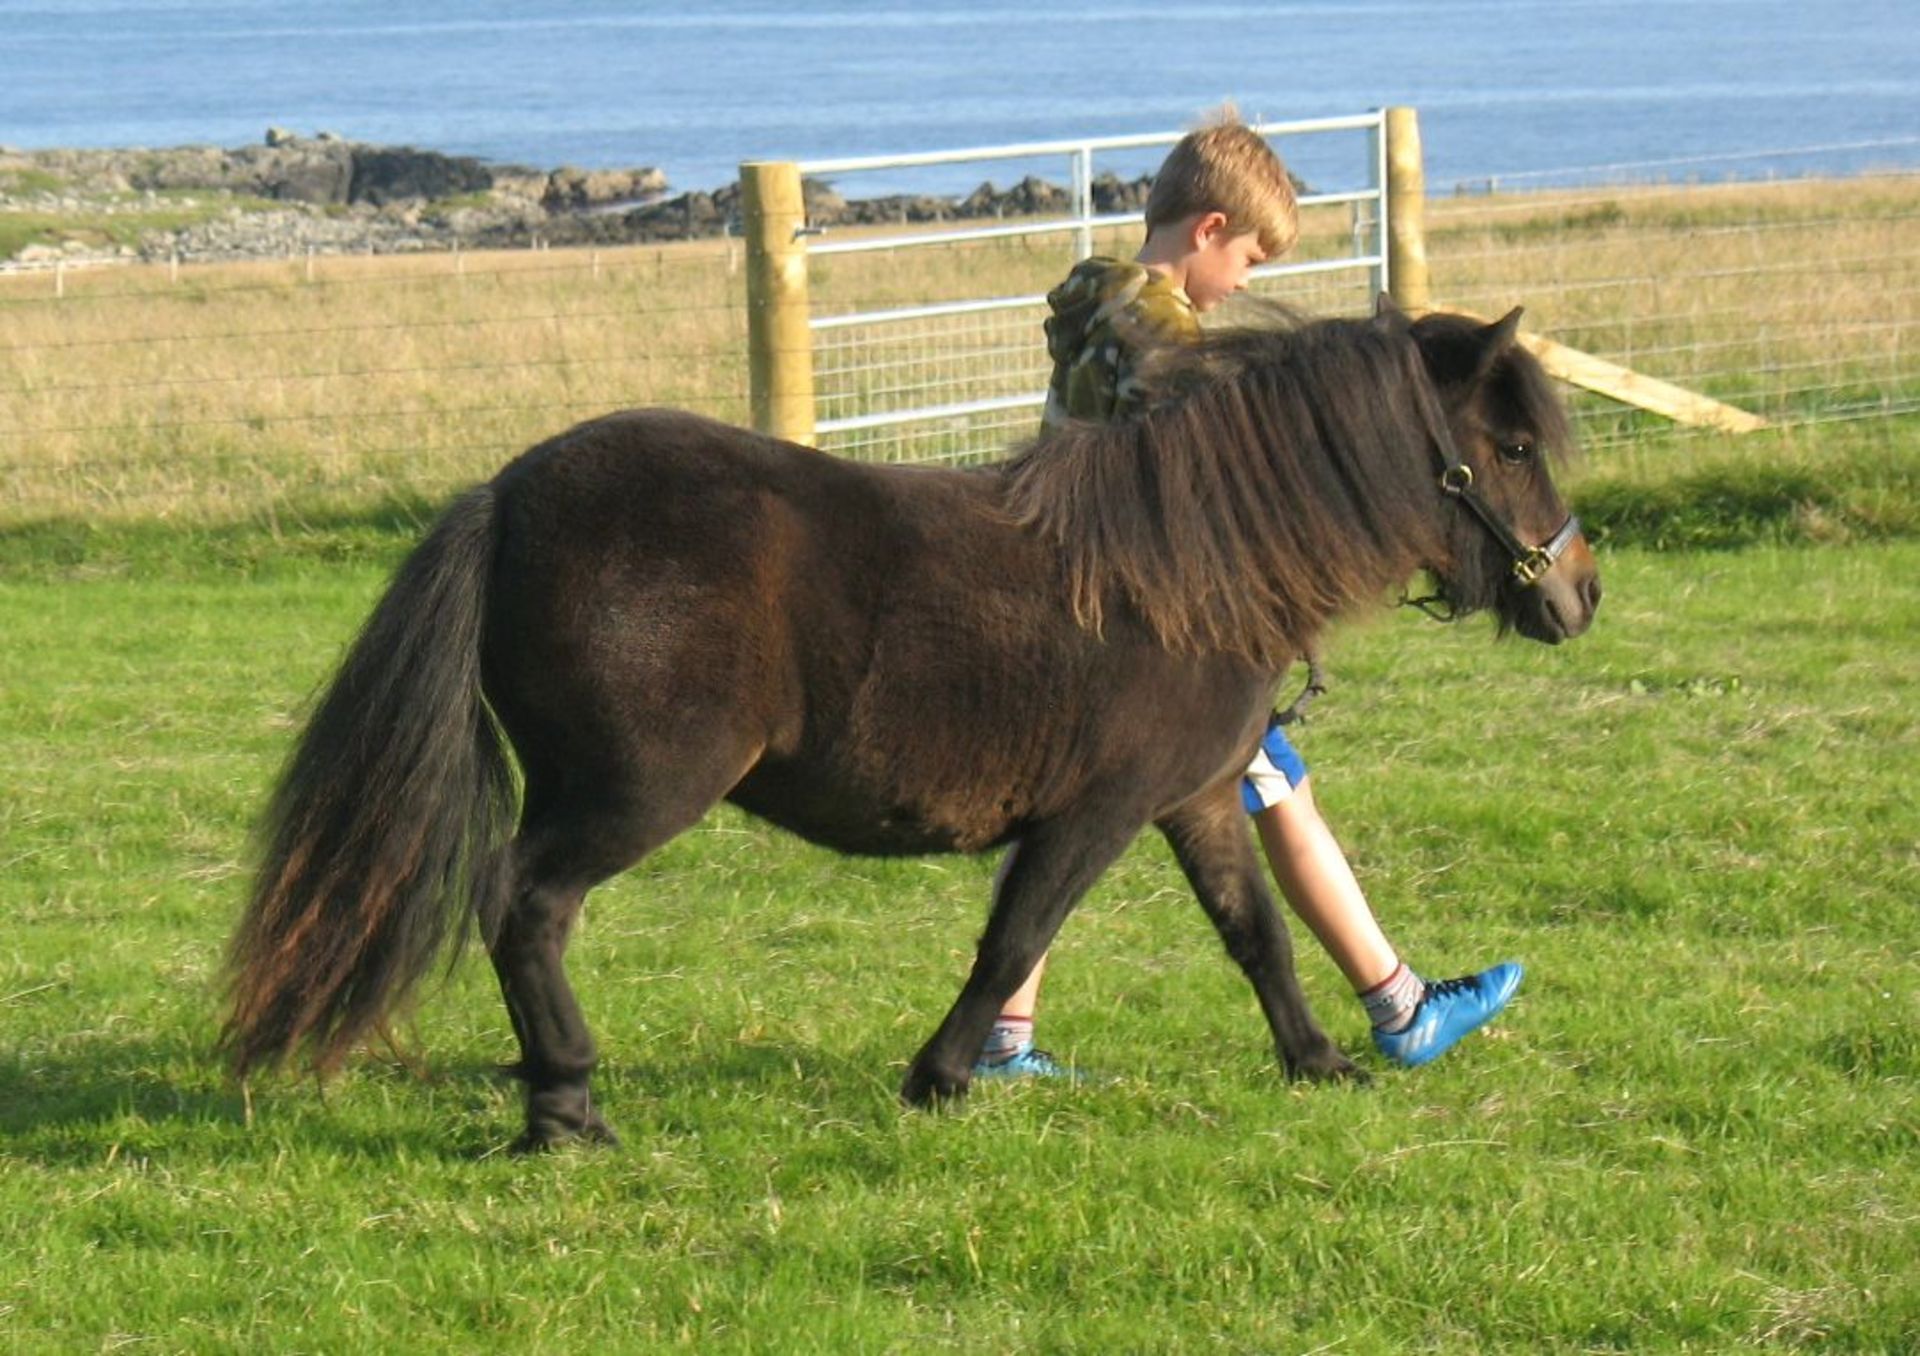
[1403,303,1601,644]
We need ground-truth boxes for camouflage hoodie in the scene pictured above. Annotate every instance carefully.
[1042,256,1200,430]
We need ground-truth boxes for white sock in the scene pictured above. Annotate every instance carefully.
[1360,961,1427,1033]
[980,1014,1034,1065]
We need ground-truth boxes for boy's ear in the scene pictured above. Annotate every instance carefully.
[1191,210,1231,247]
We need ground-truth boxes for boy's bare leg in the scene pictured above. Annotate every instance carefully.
[971,837,1062,1075]
[1004,956,1046,1017]
[1250,778,1399,991]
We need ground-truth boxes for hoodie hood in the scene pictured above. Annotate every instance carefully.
[1041,256,1202,429]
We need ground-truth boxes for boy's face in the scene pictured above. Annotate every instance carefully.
[1184,214,1268,312]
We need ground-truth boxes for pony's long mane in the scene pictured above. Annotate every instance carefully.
[1001,312,1455,670]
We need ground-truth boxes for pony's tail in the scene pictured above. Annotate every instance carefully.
[221,487,516,1078]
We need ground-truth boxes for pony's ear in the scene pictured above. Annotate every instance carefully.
[1472,307,1524,379]
[1372,292,1407,329]
[1479,307,1524,350]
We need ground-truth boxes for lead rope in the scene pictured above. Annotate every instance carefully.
[1273,648,1330,726]
[1397,580,1461,624]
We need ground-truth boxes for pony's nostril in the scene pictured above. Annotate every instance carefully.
[1585,575,1603,613]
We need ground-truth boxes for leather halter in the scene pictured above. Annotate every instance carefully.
[1436,461,1582,588]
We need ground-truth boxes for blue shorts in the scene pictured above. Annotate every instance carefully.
[1241,723,1309,813]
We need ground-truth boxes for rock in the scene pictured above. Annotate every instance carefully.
[489,169,550,204]
[347,146,494,206]
[127,146,227,193]
[833,193,957,226]
[802,177,847,223]
[1004,174,1068,214]
[9,136,1247,265]
[959,182,1001,216]
[1091,171,1153,213]
[255,141,355,203]
[541,165,669,211]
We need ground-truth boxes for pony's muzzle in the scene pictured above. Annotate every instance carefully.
[1533,539,1600,642]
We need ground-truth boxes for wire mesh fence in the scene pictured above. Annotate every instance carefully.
[1428,169,1920,450]
[797,116,1390,462]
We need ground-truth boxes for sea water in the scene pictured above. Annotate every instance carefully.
[1,0,1914,195]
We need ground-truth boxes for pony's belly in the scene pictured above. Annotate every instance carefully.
[725,763,1018,858]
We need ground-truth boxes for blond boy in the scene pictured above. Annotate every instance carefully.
[977,117,1522,1079]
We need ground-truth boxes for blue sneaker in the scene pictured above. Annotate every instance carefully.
[971,1043,1075,1081]
[1372,962,1524,1068]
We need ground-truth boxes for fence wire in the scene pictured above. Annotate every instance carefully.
[0,244,752,517]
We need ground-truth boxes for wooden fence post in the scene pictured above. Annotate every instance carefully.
[1384,106,1431,312]
[741,160,816,445]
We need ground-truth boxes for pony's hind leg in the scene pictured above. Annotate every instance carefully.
[1158,787,1360,1083]
[490,822,625,1153]
[491,754,753,1152]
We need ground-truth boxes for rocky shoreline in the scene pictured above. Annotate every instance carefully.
[0,130,1155,267]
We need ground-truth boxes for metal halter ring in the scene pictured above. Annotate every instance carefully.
[1439,464,1475,495]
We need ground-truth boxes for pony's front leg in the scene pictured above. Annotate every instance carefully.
[902,807,1144,1107]
[1158,787,1361,1083]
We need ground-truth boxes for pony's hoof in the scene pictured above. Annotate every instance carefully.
[510,1111,622,1154]
[1289,1046,1368,1085]
[899,1063,969,1110]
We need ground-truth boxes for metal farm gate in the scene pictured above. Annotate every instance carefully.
[740,109,1430,463]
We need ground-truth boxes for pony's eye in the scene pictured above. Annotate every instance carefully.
[1498,440,1535,465]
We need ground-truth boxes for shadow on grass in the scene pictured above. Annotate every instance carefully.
[0,1035,512,1164]
[1812,1026,1919,1082]
[0,1031,904,1164]
[1,1035,247,1152]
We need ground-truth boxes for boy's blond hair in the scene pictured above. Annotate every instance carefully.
[1144,110,1299,259]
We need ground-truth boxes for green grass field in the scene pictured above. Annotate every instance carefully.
[3,421,1916,1350]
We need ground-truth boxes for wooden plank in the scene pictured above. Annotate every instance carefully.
[1445,309,1769,434]
[1514,328,1769,434]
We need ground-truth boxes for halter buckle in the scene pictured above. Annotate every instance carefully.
[1513,513,1583,587]
[1512,547,1554,586]
[1439,464,1474,495]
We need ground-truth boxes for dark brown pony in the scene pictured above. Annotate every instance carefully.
[223,304,1599,1150]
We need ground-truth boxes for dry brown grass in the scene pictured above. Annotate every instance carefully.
[2,175,1913,521]
[1,241,751,519]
